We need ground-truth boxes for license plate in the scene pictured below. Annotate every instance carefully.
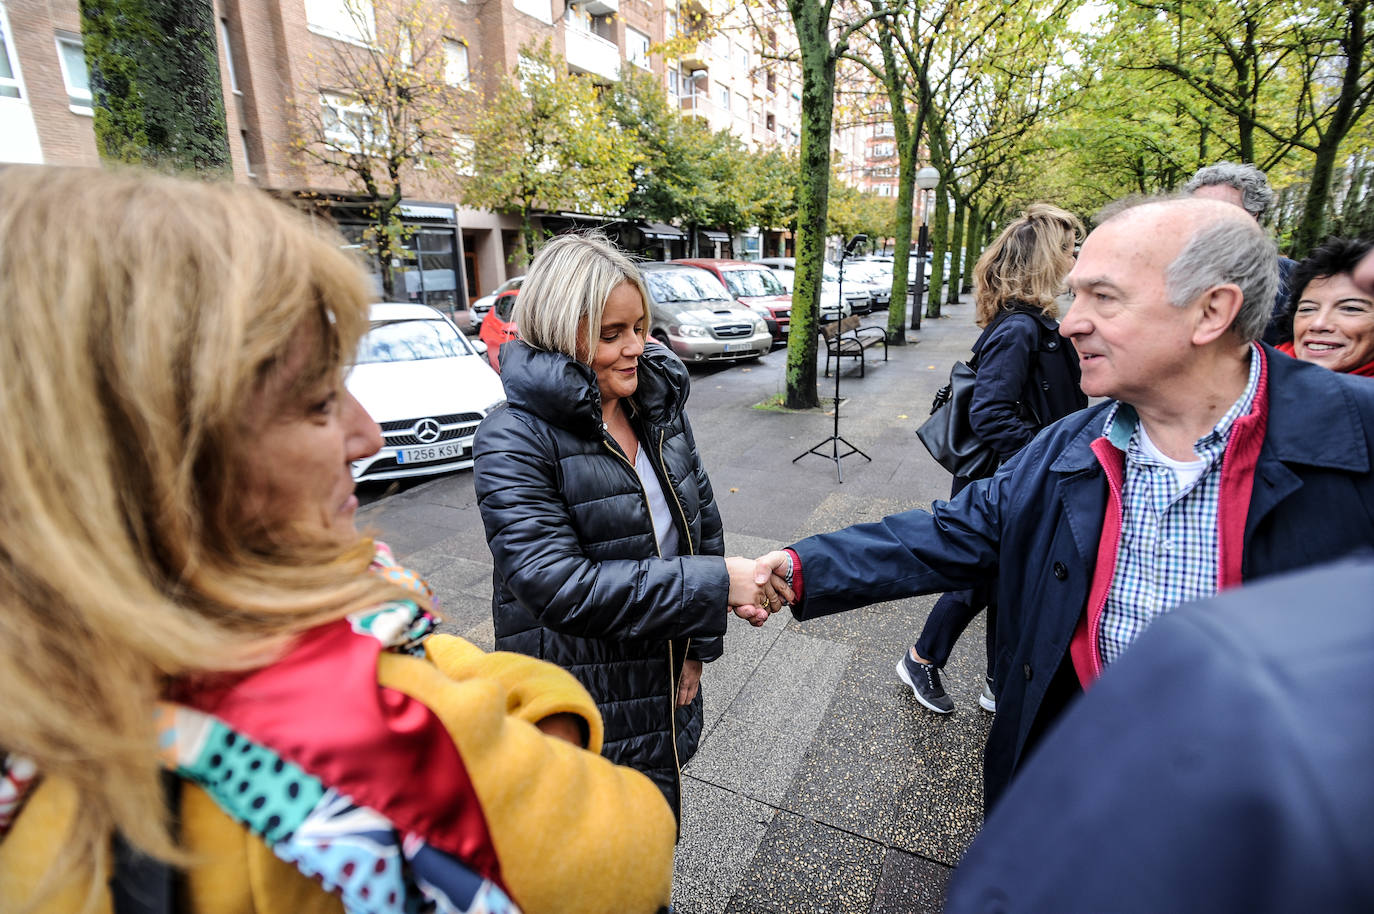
[723,341,751,353]
[396,442,466,464]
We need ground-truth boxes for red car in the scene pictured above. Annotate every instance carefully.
[479,289,519,371]
[674,258,791,346]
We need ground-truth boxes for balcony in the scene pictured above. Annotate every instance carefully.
[566,28,621,82]
[679,40,710,71]
[582,0,619,13]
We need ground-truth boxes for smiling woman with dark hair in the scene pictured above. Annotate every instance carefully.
[1277,236,1374,377]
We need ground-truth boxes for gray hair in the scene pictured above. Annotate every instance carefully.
[1164,217,1278,342]
[1183,162,1274,219]
[514,232,649,362]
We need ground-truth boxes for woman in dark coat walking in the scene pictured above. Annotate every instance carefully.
[473,233,771,819]
[898,204,1088,715]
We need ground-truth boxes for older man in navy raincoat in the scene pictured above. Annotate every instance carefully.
[754,197,1374,810]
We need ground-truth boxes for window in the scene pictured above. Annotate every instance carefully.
[513,0,553,24]
[735,43,748,72]
[54,33,92,113]
[627,27,650,70]
[0,5,22,99]
[321,92,384,153]
[453,132,475,176]
[765,112,775,133]
[443,39,469,87]
[871,142,894,158]
[766,69,776,93]
[665,11,677,39]
[356,318,469,364]
[218,20,240,93]
[715,81,729,110]
[305,0,375,44]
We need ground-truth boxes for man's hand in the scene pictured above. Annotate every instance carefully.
[752,550,796,608]
[676,659,702,707]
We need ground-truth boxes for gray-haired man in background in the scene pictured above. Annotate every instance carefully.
[1184,161,1297,343]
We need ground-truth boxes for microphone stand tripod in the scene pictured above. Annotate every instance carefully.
[794,235,872,483]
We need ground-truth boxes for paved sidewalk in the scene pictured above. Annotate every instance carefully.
[358,294,990,914]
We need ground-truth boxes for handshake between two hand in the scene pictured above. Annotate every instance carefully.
[724,552,795,627]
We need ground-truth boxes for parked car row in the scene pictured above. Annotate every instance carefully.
[467,275,523,332]
[355,252,903,484]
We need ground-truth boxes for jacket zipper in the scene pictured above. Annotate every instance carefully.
[654,428,697,819]
[602,430,686,819]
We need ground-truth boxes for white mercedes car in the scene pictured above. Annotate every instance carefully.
[347,303,507,482]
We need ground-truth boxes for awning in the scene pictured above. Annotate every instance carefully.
[700,229,729,243]
[639,221,685,240]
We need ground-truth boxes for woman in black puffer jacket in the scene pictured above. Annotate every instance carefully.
[473,234,772,820]
[898,204,1088,718]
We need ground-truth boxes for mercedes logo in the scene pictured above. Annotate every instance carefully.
[413,418,442,444]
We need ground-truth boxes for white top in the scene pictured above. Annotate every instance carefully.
[1136,422,1208,491]
[634,443,681,557]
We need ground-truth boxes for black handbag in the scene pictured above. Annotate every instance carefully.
[916,358,1002,479]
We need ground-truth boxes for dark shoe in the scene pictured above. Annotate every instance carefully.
[979,676,997,713]
[896,651,954,714]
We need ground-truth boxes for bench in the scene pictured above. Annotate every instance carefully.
[820,315,888,378]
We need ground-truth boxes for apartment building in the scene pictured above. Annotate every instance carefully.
[1,0,810,303]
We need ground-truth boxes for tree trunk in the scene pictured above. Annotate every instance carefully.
[782,4,835,410]
[80,0,229,172]
[886,135,916,344]
[521,206,536,267]
[945,195,966,304]
[375,233,395,301]
[925,179,949,318]
[962,203,980,294]
[1292,0,1366,256]
[1293,135,1340,257]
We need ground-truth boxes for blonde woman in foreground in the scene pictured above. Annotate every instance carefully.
[0,166,674,914]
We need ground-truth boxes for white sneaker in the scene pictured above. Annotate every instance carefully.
[979,677,996,713]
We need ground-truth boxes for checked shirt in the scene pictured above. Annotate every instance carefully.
[1097,344,1262,666]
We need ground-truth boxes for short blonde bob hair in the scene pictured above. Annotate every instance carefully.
[515,232,649,361]
[0,166,409,906]
[973,203,1083,327]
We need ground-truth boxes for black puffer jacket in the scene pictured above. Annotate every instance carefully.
[968,304,1087,462]
[472,340,728,818]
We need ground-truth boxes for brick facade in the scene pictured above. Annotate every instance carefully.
[3,0,813,301]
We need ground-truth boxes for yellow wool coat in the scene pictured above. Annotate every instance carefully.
[0,635,675,914]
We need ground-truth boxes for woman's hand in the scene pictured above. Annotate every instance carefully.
[725,555,793,626]
[676,659,702,707]
[536,712,588,747]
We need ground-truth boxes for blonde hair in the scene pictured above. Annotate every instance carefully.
[514,232,649,362]
[974,203,1084,327]
[0,166,409,906]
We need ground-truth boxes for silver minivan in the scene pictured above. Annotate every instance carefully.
[639,263,773,363]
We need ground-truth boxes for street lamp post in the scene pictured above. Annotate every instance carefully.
[911,166,939,331]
